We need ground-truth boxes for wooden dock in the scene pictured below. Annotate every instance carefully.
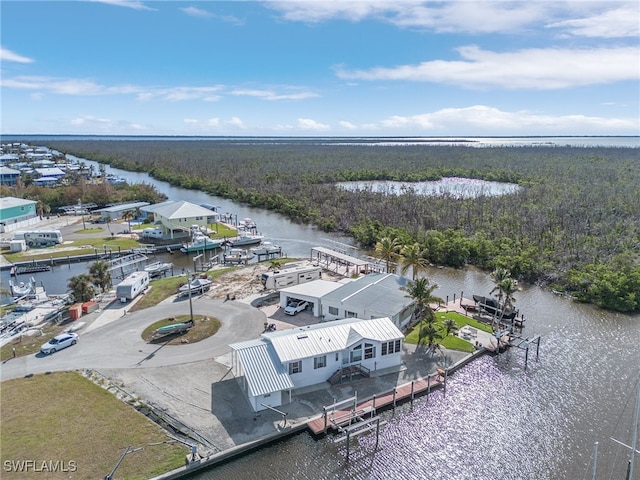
[307,372,445,436]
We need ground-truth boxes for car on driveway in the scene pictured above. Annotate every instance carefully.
[40,332,78,355]
[284,300,309,316]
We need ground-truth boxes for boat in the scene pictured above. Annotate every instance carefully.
[223,248,254,264]
[177,277,213,296]
[227,231,264,247]
[250,241,282,256]
[238,217,257,231]
[144,262,173,276]
[180,233,223,253]
[152,319,194,338]
[9,277,36,297]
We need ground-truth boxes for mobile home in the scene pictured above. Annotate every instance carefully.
[14,230,63,247]
[261,264,322,290]
[116,271,149,303]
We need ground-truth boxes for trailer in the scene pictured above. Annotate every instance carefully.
[14,230,63,247]
[261,264,322,290]
[116,271,149,303]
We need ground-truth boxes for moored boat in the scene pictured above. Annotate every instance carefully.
[223,248,254,264]
[180,233,223,253]
[250,241,281,256]
[227,231,264,247]
[144,262,173,276]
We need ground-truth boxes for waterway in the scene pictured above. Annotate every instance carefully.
[4,141,640,479]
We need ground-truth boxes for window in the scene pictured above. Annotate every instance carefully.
[364,343,375,359]
[345,310,358,318]
[328,306,339,316]
[382,339,402,356]
[350,344,362,363]
[314,355,326,369]
[288,361,302,375]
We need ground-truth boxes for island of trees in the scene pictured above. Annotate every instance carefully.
[14,138,640,313]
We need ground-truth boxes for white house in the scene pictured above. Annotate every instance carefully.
[145,200,219,239]
[229,317,404,412]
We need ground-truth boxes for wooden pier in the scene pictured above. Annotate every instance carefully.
[307,371,446,436]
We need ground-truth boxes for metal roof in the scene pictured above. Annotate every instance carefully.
[229,339,294,397]
[265,317,403,363]
[279,279,343,298]
[321,273,411,312]
[151,200,218,220]
[95,201,150,213]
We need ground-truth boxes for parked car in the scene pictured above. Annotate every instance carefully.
[40,332,78,355]
[284,300,309,316]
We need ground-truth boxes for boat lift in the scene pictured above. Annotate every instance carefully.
[107,253,148,271]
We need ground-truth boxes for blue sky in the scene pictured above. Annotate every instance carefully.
[1,0,638,136]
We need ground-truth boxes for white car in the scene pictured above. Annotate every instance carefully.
[40,332,78,355]
[284,300,309,316]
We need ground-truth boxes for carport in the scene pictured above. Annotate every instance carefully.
[279,280,343,317]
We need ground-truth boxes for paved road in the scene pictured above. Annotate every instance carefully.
[0,297,266,381]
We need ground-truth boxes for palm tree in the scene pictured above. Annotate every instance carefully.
[89,260,112,293]
[121,209,135,233]
[442,318,458,337]
[374,236,400,274]
[67,274,95,303]
[401,277,442,345]
[496,277,519,330]
[399,242,429,280]
[490,267,510,305]
[421,324,443,350]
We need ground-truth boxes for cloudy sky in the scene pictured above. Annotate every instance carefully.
[1,0,638,136]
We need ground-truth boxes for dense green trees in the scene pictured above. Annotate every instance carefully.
[33,139,640,313]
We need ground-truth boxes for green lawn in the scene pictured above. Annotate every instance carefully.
[404,311,492,353]
[1,371,186,479]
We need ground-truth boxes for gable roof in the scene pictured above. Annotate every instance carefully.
[0,197,37,209]
[151,200,218,220]
[265,317,403,363]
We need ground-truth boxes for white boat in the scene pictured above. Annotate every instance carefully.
[228,231,264,247]
[177,277,213,296]
[250,242,281,256]
[224,248,254,264]
[238,217,257,231]
[9,277,36,297]
[144,262,173,276]
[180,233,223,253]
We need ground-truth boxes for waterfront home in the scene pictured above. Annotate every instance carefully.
[0,166,21,186]
[143,200,219,239]
[230,317,404,412]
[0,197,38,233]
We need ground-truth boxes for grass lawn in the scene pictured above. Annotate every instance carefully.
[1,371,186,479]
[141,314,221,344]
[2,237,141,263]
[405,311,493,353]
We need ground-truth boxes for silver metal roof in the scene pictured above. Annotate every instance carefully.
[229,339,294,397]
[322,273,411,313]
[265,317,403,363]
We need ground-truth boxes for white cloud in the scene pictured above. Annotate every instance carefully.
[92,0,156,11]
[70,115,147,132]
[266,1,639,37]
[335,45,639,89]
[231,88,318,101]
[547,4,640,38]
[184,118,199,125]
[374,105,639,134]
[339,120,358,130]
[180,6,212,18]
[226,117,245,128]
[0,47,35,63]
[297,118,330,131]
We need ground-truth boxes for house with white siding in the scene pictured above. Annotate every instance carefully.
[229,317,404,412]
[144,200,219,239]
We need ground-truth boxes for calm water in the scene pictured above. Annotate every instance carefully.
[3,140,640,479]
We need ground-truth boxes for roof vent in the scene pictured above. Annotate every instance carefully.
[297,334,308,339]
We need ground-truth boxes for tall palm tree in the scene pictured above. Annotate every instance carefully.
[399,242,429,280]
[67,274,95,303]
[490,267,511,305]
[401,277,442,344]
[89,260,112,293]
[374,236,400,274]
[442,318,458,337]
[422,324,443,350]
[121,209,135,233]
[496,277,519,330]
